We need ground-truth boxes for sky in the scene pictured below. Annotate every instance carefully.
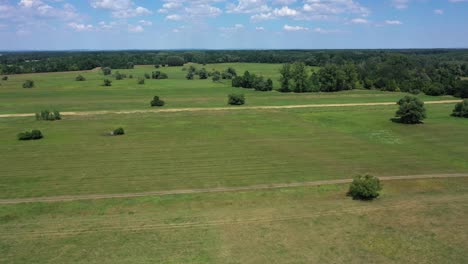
[0,0,467,50]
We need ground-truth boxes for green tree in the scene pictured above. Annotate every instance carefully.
[137,78,145,85]
[228,94,245,105]
[186,71,194,80]
[291,62,309,93]
[451,100,468,118]
[103,79,112,86]
[22,80,35,88]
[112,127,125,136]
[395,96,426,124]
[278,63,292,92]
[347,175,382,200]
[166,56,185,66]
[75,75,86,81]
[102,67,112,75]
[150,96,165,107]
[198,68,208,79]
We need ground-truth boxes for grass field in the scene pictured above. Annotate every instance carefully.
[1,177,468,263]
[0,104,467,199]
[0,63,457,114]
[1,63,467,263]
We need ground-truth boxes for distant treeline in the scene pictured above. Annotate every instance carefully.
[2,49,468,74]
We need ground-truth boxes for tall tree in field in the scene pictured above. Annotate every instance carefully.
[395,96,426,124]
[292,62,309,93]
[278,63,292,92]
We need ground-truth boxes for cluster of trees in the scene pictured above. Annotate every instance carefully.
[17,130,43,141]
[36,110,61,121]
[184,65,209,80]
[232,71,273,91]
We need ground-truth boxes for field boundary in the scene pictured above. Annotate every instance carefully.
[1,173,467,205]
[0,100,461,118]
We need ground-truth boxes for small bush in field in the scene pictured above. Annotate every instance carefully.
[112,127,125,136]
[36,110,61,121]
[18,130,43,140]
[103,79,112,86]
[150,96,165,107]
[2,76,8,81]
[452,100,468,118]
[137,78,145,85]
[23,80,34,88]
[75,75,86,81]
[347,175,382,200]
[228,94,245,105]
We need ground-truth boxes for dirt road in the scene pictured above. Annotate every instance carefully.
[1,173,466,205]
[0,100,461,118]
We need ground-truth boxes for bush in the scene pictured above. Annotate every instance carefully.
[115,71,126,80]
[347,175,382,200]
[394,96,426,124]
[103,79,112,86]
[22,80,34,88]
[155,64,161,68]
[228,94,245,105]
[112,127,125,136]
[75,75,86,81]
[17,130,43,141]
[137,78,145,85]
[102,67,112,75]
[144,73,150,79]
[2,76,8,81]
[129,74,133,79]
[198,68,208,79]
[186,72,194,80]
[150,96,165,107]
[152,71,168,79]
[36,110,61,121]
[452,100,468,118]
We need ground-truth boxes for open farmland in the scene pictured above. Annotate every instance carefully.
[1,61,467,263]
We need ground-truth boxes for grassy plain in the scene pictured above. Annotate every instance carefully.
[0,104,467,199]
[0,63,457,114]
[1,177,468,263]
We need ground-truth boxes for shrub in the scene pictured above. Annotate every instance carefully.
[22,80,34,88]
[2,76,8,81]
[228,94,245,105]
[102,67,112,75]
[394,96,426,124]
[186,72,194,80]
[152,71,168,79]
[452,100,468,118]
[129,74,133,79]
[150,96,165,107]
[112,127,125,136]
[144,73,150,79]
[115,71,125,80]
[75,75,86,81]
[347,175,382,200]
[103,79,112,86]
[36,110,61,121]
[198,68,208,79]
[17,130,43,141]
[155,64,161,68]
[137,78,145,85]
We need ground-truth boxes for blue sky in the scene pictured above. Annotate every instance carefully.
[0,0,467,50]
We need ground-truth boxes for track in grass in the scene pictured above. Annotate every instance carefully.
[1,173,466,205]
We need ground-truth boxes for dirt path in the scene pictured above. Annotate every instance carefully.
[1,173,467,205]
[0,100,461,118]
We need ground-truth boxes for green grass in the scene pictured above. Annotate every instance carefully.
[0,63,457,114]
[1,178,468,263]
[0,104,467,199]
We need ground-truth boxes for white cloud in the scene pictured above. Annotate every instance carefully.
[166,14,182,21]
[160,0,223,21]
[385,20,403,25]
[283,24,308,31]
[139,20,152,26]
[434,9,444,15]
[273,6,298,17]
[256,26,265,31]
[273,0,296,5]
[302,0,370,16]
[90,0,151,18]
[128,24,144,33]
[391,0,409,9]
[227,0,271,14]
[313,27,344,34]
[68,22,93,31]
[350,18,368,24]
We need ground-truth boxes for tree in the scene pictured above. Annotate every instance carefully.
[137,78,145,85]
[144,73,150,79]
[266,78,273,91]
[226,67,237,77]
[23,80,35,88]
[455,80,468,98]
[150,96,165,107]
[291,62,309,93]
[36,110,61,121]
[228,94,245,105]
[115,71,124,80]
[347,175,382,200]
[75,75,86,81]
[112,127,125,136]
[103,79,112,86]
[2,76,8,81]
[198,68,208,79]
[166,56,185,66]
[18,130,43,141]
[395,96,426,124]
[232,76,243,87]
[102,67,112,75]
[212,71,221,82]
[186,71,194,80]
[278,63,292,92]
[452,100,468,118]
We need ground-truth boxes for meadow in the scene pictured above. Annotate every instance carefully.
[0,63,467,263]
